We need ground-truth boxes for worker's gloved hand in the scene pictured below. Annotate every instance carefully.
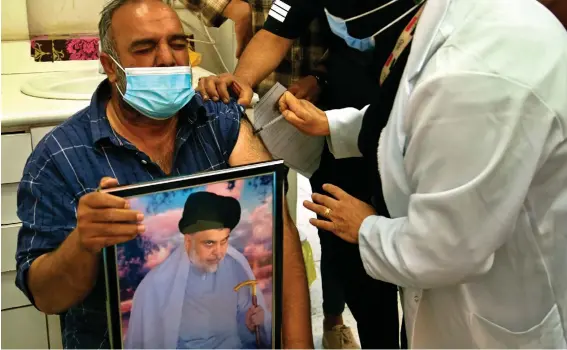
[197,73,254,106]
[245,305,265,331]
[288,75,321,103]
[278,91,330,136]
[76,177,144,254]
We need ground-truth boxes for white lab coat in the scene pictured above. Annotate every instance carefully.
[325,0,567,348]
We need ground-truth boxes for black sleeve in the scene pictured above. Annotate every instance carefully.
[262,0,320,39]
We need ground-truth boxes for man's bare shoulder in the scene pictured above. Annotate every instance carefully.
[228,113,273,166]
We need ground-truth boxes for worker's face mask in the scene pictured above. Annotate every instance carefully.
[109,55,195,120]
[325,0,425,52]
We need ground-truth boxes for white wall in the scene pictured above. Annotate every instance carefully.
[176,8,237,74]
[26,0,107,37]
[1,0,30,40]
[0,0,237,74]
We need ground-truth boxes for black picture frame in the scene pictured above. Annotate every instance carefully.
[102,160,285,349]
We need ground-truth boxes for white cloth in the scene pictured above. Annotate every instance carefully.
[295,173,315,243]
[124,245,271,349]
[325,0,567,348]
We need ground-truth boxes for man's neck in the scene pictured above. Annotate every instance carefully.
[106,96,177,174]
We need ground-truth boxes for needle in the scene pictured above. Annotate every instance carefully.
[253,114,285,135]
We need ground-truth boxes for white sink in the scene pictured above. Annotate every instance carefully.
[20,69,106,100]
[20,67,216,101]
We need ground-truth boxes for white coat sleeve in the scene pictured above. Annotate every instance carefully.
[325,105,370,159]
[358,73,561,289]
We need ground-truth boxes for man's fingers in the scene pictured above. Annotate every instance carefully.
[278,93,289,114]
[214,79,230,103]
[234,81,253,106]
[282,110,305,130]
[288,84,308,99]
[287,84,299,95]
[322,183,348,200]
[281,91,302,116]
[90,222,145,237]
[99,177,119,189]
[308,218,335,233]
[90,208,144,224]
[83,192,129,209]
[311,193,338,210]
[303,200,333,219]
[197,78,209,100]
[294,89,308,100]
[88,234,140,249]
[204,77,220,101]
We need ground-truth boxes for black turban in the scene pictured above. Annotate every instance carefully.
[178,191,242,234]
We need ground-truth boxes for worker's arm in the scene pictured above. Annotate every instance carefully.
[183,0,247,27]
[184,0,254,57]
[235,0,319,87]
[233,29,294,88]
[358,73,561,289]
[197,0,319,105]
[228,117,314,348]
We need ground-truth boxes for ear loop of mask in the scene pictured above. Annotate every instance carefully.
[369,0,426,39]
[344,0,400,22]
[106,55,128,97]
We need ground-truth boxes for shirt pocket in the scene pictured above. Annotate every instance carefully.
[469,303,566,349]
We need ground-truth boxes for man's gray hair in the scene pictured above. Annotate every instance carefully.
[98,0,134,57]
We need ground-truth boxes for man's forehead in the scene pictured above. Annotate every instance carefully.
[194,228,231,240]
[111,0,183,39]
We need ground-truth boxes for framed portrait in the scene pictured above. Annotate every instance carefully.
[102,160,285,349]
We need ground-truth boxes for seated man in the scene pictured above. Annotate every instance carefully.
[13,0,312,348]
[125,191,272,349]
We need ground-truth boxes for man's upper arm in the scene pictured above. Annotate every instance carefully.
[15,145,75,304]
[262,0,320,39]
[228,113,273,166]
[184,0,231,27]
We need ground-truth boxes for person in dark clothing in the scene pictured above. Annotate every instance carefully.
[196,0,421,348]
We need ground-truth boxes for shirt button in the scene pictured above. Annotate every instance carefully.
[141,159,148,165]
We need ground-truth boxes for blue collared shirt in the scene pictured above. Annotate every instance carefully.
[15,81,242,349]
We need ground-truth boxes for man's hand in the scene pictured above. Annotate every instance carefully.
[245,305,265,331]
[76,177,144,253]
[197,73,254,106]
[287,75,321,103]
[278,91,330,136]
[304,184,377,244]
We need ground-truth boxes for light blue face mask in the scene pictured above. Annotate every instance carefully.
[325,0,425,52]
[110,56,195,120]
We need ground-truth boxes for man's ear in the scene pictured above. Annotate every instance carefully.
[100,52,118,83]
[184,234,192,252]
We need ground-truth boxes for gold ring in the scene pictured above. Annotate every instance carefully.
[324,207,331,217]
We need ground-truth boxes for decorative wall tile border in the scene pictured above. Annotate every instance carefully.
[30,35,99,62]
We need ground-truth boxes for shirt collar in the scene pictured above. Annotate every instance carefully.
[88,79,210,146]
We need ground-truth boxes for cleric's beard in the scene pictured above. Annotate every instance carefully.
[188,247,219,273]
